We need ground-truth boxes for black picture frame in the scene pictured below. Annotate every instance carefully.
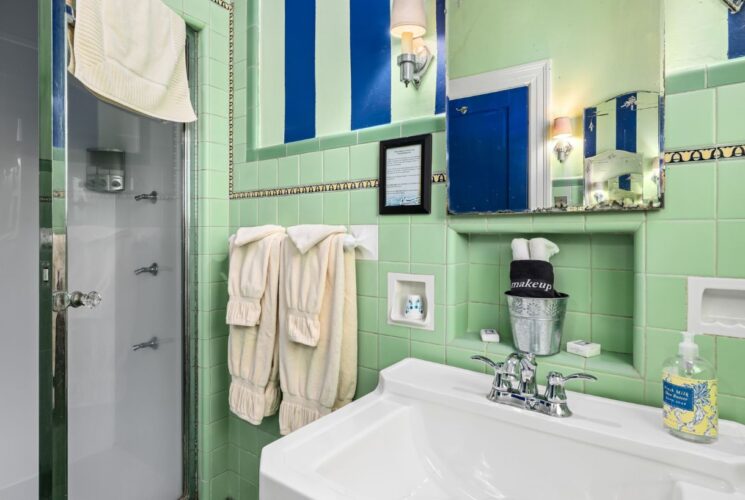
[378,134,432,215]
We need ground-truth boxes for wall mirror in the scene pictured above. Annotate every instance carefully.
[446,0,665,215]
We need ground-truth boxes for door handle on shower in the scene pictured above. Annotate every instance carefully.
[134,263,159,276]
[53,290,102,311]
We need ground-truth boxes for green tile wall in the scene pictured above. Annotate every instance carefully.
[204,2,745,498]
[154,0,236,498]
[219,86,745,497]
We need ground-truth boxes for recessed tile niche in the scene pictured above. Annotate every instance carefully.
[446,229,642,386]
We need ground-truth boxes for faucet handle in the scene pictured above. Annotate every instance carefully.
[470,355,510,401]
[471,355,501,372]
[550,371,597,382]
[545,371,596,395]
[564,373,597,382]
[543,371,597,417]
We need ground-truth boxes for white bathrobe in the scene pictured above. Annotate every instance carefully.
[278,225,358,435]
[226,226,285,424]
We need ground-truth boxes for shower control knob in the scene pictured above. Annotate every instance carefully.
[134,191,158,203]
[69,291,102,309]
[134,263,159,276]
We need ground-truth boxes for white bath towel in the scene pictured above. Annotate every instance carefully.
[279,225,357,435]
[529,238,560,262]
[69,0,197,123]
[511,238,530,261]
[227,226,285,424]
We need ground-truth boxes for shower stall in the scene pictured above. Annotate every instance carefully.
[0,1,197,499]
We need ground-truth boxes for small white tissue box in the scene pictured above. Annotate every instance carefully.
[567,340,601,358]
[480,329,500,343]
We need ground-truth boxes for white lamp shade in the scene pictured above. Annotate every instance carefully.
[552,117,573,139]
[391,0,427,38]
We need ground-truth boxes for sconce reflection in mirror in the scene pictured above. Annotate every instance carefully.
[582,91,662,210]
[390,0,433,88]
[552,117,573,163]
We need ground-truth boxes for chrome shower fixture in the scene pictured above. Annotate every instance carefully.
[134,191,158,203]
[132,337,159,351]
[134,263,159,276]
[723,0,743,13]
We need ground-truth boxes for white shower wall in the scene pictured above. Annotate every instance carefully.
[0,2,39,499]
[67,79,183,500]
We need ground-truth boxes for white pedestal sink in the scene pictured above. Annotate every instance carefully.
[260,359,745,499]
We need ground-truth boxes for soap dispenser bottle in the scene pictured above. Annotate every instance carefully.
[662,332,718,443]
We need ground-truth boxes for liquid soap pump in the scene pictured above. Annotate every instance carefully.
[662,332,718,443]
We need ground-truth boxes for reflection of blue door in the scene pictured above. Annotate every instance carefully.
[447,86,529,213]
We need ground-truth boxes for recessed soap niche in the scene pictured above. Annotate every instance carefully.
[688,277,745,339]
[387,273,435,331]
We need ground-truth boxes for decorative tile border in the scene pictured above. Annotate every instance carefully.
[228,7,234,193]
[227,143,744,200]
[664,144,745,163]
[229,117,446,199]
[207,0,235,192]
[230,172,447,200]
[209,0,232,10]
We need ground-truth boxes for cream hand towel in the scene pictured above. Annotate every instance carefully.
[226,225,285,326]
[286,225,347,254]
[283,225,347,347]
[70,0,197,123]
[278,232,357,435]
[227,227,285,424]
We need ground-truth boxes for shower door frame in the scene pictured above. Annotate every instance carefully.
[38,1,199,498]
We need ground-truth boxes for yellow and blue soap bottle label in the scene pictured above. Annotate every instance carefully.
[663,374,718,439]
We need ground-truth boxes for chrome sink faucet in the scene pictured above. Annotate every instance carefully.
[472,353,596,417]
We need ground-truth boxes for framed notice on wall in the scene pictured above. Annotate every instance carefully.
[378,134,432,215]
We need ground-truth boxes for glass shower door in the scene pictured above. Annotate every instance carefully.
[63,75,185,500]
[30,1,191,498]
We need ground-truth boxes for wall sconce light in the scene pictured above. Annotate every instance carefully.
[390,0,433,89]
[552,117,573,163]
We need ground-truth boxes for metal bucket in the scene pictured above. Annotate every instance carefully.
[505,293,569,356]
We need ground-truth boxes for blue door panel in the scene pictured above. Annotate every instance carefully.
[506,87,529,209]
[447,86,529,213]
[616,92,637,153]
[584,107,597,158]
